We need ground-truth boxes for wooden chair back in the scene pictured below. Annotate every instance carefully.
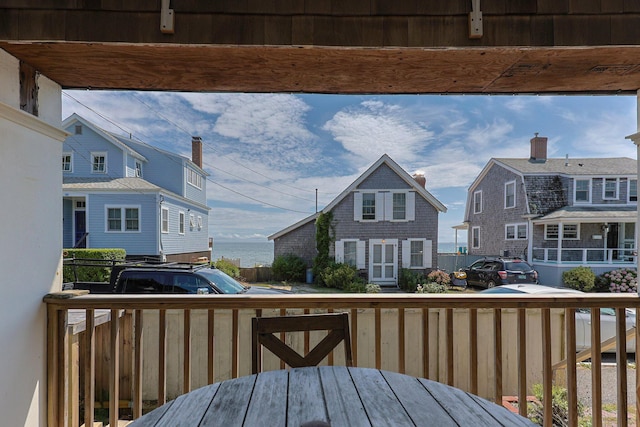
[251,312,353,374]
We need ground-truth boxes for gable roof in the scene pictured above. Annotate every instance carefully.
[62,113,147,161]
[269,154,446,240]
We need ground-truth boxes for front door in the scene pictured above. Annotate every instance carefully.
[369,239,398,286]
[74,210,86,248]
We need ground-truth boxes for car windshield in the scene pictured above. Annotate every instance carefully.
[504,262,532,272]
[196,269,247,294]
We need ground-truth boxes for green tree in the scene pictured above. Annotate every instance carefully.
[313,211,334,284]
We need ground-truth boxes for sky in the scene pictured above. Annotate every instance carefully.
[61,91,638,244]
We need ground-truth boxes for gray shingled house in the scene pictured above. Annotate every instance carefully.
[464,134,637,285]
[269,154,447,286]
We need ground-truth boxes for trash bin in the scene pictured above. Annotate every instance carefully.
[306,268,313,284]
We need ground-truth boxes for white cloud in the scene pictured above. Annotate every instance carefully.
[323,100,434,166]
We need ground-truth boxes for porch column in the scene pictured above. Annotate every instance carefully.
[626,89,640,289]
[557,222,563,263]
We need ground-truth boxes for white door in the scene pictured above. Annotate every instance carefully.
[369,239,398,285]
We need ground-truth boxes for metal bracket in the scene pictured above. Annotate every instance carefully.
[469,0,483,39]
[161,0,175,34]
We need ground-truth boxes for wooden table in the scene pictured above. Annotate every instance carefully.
[130,366,536,426]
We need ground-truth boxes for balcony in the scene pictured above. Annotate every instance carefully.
[533,247,637,265]
[45,292,640,427]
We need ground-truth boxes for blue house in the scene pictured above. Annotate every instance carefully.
[62,114,211,262]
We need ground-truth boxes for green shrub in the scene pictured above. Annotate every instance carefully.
[562,266,596,292]
[399,268,425,292]
[365,283,381,293]
[321,263,362,290]
[345,282,367,293]
[213,258,240,278]
[63,249,126,283]
[272,254,307,282]
[416,282,447,293]
[528,383,585,426]
[313,211,334,280]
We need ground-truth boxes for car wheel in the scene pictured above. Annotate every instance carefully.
[487,280,496,289]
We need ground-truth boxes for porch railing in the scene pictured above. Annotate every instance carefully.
[533,247,637,264]
[45,292,640,427]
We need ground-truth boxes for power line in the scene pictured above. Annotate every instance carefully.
[64,92,316,214]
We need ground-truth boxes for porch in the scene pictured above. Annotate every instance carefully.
[46,292,640,427]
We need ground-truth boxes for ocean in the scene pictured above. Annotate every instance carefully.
[211,241,467,268]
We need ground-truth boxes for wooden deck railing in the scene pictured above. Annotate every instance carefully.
[45,292,640,427]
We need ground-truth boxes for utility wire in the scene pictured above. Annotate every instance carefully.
[64,92,317,214]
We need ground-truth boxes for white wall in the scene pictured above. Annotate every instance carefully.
[0,49,66,427]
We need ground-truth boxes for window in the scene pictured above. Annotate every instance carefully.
[125,208,139,231]
[74,124,82,135]
[504,181,516,209]
[135,161,142,177]
[563,224,579,239]
[517,224,527,239]
[62,153,72,172]
[189,214,195,229]
[107,208,121,231]
[187,167,202,189]
[505,223,527,240]
[473,191,482,214]
[629,179,637,202]
[392,193,406,220]
[92,152,106,173]
[575,179,590,203]
[410,240,424,267]
[344,241,357,267]
[545,224,559,239]
[161,207,169,233]
[179,211,185,234]
[545,224,578,239]
[603,178,618,199]
[106,206,140,232]
[197,215,203,230]
[472,227,480,249]
[362,193,376,220]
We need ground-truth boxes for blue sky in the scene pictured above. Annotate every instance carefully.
[62,91,638,244]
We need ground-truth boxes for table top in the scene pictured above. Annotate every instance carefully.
[131,366,536,427]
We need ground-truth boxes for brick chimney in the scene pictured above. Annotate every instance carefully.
[191,136,203,168]
[413,173,426,188]
[530,133,547,163]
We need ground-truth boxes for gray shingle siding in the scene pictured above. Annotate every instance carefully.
[468,164,528,257]
[524,175,567,215]
[273,220,317,266]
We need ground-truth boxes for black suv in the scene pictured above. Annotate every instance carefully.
[112,263,286,295]
[464,257,538,289]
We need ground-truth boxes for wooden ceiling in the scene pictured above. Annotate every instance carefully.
[1,2,639,94]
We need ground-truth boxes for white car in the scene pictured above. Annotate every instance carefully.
[480,284,636,353]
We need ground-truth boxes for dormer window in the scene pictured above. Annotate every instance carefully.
[574,179,590,203]
[603,178,618,200]
[135,161,142,177]
[629,179,637,202]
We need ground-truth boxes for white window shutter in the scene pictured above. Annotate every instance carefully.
[353,192,362,221]
[401,240,410,268]
[335,241,344,263]
[423,239,432,268]
[385,193,393,221]
[407,192,415,221]
[375,192,385,221]
[356,240,366,269]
